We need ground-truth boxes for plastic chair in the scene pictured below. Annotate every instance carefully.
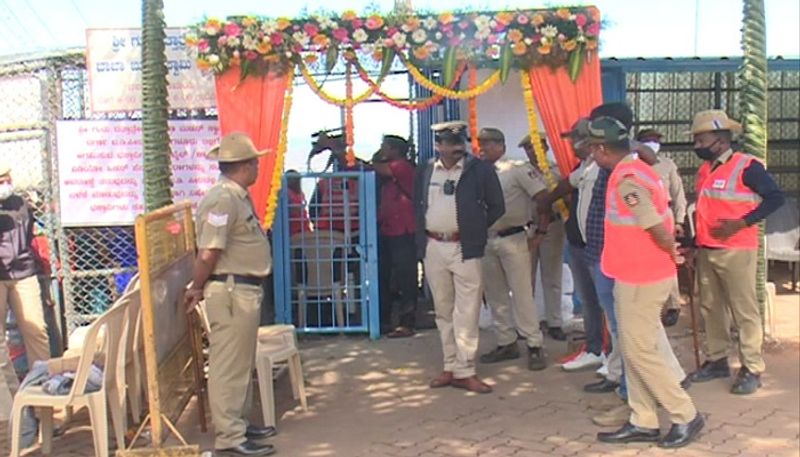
[291,231,347,328]
[766,197,800,288]
[255,329,308,428]
[9,300,129,457]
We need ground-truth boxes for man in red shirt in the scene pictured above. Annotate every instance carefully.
[373,135,417,337]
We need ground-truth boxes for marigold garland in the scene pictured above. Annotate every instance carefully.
[298,61,379,107]
[400,53,500,100]
[344,62,356,167]
[348,56,465,111]
[519,70,568,219]
[263,69,295,228]
[467,65,480,155]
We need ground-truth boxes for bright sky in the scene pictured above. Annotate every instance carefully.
[0,0,798,58]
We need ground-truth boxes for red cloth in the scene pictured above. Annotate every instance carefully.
[287,188,312,236]
[602,158,676,284]
[528,55,603,178]
[378,160,416,237]
[214,69,290,226]
[695,152,761,249]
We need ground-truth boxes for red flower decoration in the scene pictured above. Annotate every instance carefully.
[270,33,284,46]
[245,50,258,60]
[332,28,350,42]
[586,22,601,36]
[198,39,210,52]
[224,23,242,37]
[575,14,588,27]
[352,18,363,29]
[303,23,319,37]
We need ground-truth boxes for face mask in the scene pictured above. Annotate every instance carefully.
[643,141,661,154]
[0,183,13,200]
[694,139,719,161]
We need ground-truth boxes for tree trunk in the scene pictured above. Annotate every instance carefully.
[141,0,173,211]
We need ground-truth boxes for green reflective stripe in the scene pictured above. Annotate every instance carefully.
[701,188,762,203]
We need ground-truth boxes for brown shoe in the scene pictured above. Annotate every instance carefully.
[429,371,454,388]
[451,376,493,394]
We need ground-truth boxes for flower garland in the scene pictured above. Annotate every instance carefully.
[344,61,356,167]
[298,59,381,107]
[263,69,295,228]
[467,66,480,155]
[519,70,568,219]
[348,56,466,111]
[401,54,501,99]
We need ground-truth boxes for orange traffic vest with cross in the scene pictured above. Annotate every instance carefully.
[602,157,676,284]
[695,152,761,250]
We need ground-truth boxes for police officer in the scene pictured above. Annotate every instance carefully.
[477,127,547,371]
[184,133,276,456]
[636,129,687,327]
[588,117,704,448]
[416,121,504,394]
[517,134,567,341]
[687,110,784,394]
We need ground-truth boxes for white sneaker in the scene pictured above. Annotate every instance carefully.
[596,355,609,378]
[562,351,604,372]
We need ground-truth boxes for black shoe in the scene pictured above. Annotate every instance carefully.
[584,378,620,393]
[527,347,546,371]
[680,376,691,390]
[658,414,705,448]
[689,358,730,383]
[597,422,660,444]
[246,425,278,440]
[547,327,567,341]
[480,343,520,363]
[662,308,680,327]
[217,439,276,456]
[731,367,762,395]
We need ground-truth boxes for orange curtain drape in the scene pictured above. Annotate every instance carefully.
[215,69,289,224]
[528,56,603,178]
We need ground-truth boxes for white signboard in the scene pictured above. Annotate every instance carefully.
[86,28,216,112]
[57,120,220,226]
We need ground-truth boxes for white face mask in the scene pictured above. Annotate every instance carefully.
[0,183,13,200]
[643,141,661,154]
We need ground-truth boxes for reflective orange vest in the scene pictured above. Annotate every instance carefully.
[602,157,676,284]
[695,152,761,249]
[314,176,360,233]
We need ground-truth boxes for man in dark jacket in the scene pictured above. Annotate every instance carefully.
[415,121,505,394]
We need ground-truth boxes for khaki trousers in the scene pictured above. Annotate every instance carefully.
[665,276,680,310]
[424,239,483,379]
[697,248,764,373]
[482,232,543,348]
[615,280,697,429]
[205,281,262,449]
[531,220,565,327]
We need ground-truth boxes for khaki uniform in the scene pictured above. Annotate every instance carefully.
[528,166,565,328]
[424,159,483,378]
[652,157,687,311]
[483,160,546,348]
[613,175,696,429]
[197,176,272,449]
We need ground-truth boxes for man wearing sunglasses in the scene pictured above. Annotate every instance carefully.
[415,121,505,394]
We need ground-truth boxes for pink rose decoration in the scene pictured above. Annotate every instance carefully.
[517,14,530,25]
[224,23,242,37]
[352,18,363,29]
[387,27,398,37]
[217,36,227,46]
[332,28,350,42]
[487,34,498,44]
[270,33,284,46]
[198,39,210,52]
[448,35,462,46]
[303,23,319,37]
[575,14,588,27]
[586,22,601,36]
[245,50,258,60]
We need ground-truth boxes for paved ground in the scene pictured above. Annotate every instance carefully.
[2,283,798,457]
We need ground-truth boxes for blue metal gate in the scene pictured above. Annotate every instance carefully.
[272,170,380,339]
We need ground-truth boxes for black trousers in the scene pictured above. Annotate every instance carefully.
[379,234,418,331]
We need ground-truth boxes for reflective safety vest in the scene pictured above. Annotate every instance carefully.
[602,158,676,284]
[314,176,360,233]
[695,152,761,249]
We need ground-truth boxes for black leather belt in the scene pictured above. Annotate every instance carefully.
[496,225,527,238]
[208,274,264,286]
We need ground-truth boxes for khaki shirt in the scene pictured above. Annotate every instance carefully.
[651,156,687,224]
[425,158,464,233]
[616,156,664,230]
[196,176,272,276]
[490,159,546,231]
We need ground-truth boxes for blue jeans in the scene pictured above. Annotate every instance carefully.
[566,244,603,356]
[589,260,628,400]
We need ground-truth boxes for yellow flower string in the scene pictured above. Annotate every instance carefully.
[519,70,568,219]
[298,60,378,107]
[399,53,500,99]
[467,65,480,155]
[263,69,295,228]
[344,61,356,167]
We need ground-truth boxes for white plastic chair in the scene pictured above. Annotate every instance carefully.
[291,231,347,328]
[9,300,129,457]
[255,328,308,428]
